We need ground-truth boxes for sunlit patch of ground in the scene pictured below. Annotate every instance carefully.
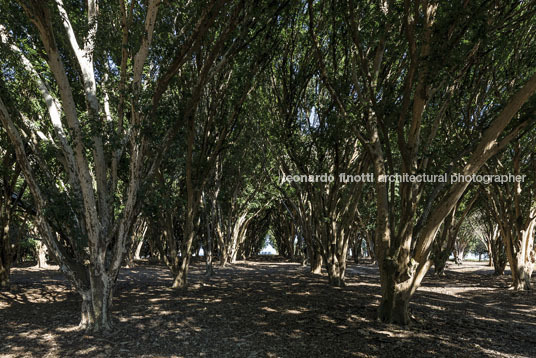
[0,259,534,357]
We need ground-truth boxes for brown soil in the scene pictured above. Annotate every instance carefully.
[0,259,535,357]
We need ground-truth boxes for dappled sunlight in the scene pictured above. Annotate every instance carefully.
[284,309,304,315]
[1,260,536,357]
[318,314,336,324]
[261,306,278,313]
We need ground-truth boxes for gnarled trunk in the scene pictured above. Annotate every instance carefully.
[378,289,411,325]
[377,260,413,325]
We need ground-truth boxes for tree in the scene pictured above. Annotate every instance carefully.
[469,206,507,275]
[483,139,536,289]
[0,0,273,331]
[307,0,536,323]
[0,134,28,289]
[432,192,478,275]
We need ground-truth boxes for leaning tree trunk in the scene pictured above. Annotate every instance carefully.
[432,213,454,276]
[433,195,477,276]
[172,213,196,289]
[173,254,192,289]
[125,219,147,268]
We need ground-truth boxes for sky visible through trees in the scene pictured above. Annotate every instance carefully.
[0,0,536,356]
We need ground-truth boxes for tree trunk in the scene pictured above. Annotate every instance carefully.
[365,235,376,263]
[323,227,349,287]
[377,261,412,325]
[454,248,463,265]
[205,245,214,277]
[309,246,323,274]
[84,269,114,332]
[434,229,458,275]
[134,238,144,260]
[433,254,448,276]
[126,220,147,268]
[172,214,196,289]
[125,238,144,268]
[352,237,363,264]
[204,208,215,277]
[0,217,11,289]
[490,236,506,275]
[432,212,456,276]
[219,250,229,267]
[172,254,191,289]
[510,253,534,290]
[326,258,346,287]
[0,259,9,289]
[503,220,535,290]
[486,240,493,267]
[77,272,114,332]
[35,240,49,268]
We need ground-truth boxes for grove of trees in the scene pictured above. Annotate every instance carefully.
[1,0,535,337]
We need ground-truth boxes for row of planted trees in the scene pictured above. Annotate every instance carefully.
[1,0,535,332]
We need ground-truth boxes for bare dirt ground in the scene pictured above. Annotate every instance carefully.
[1,258,535,358]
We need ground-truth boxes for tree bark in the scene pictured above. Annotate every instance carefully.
[352,237,363,264]
[35,240,49,268]
[490,236,506,275]
[0,217,11,289]
[503,222,535,290]
[309,244,323,274]
[85,270,114,331]
[365,235,376,263]
[432,194,477,276]
[377,259,413,325]
[0,255,10,289]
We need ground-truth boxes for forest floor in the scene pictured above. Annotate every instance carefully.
[0,258,535,358]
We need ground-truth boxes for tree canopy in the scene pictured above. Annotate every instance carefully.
[1,0,535,342]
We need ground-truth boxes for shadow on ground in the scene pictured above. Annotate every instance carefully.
[0,260,534,357]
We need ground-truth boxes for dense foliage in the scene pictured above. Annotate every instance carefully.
[1,0,535,332]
